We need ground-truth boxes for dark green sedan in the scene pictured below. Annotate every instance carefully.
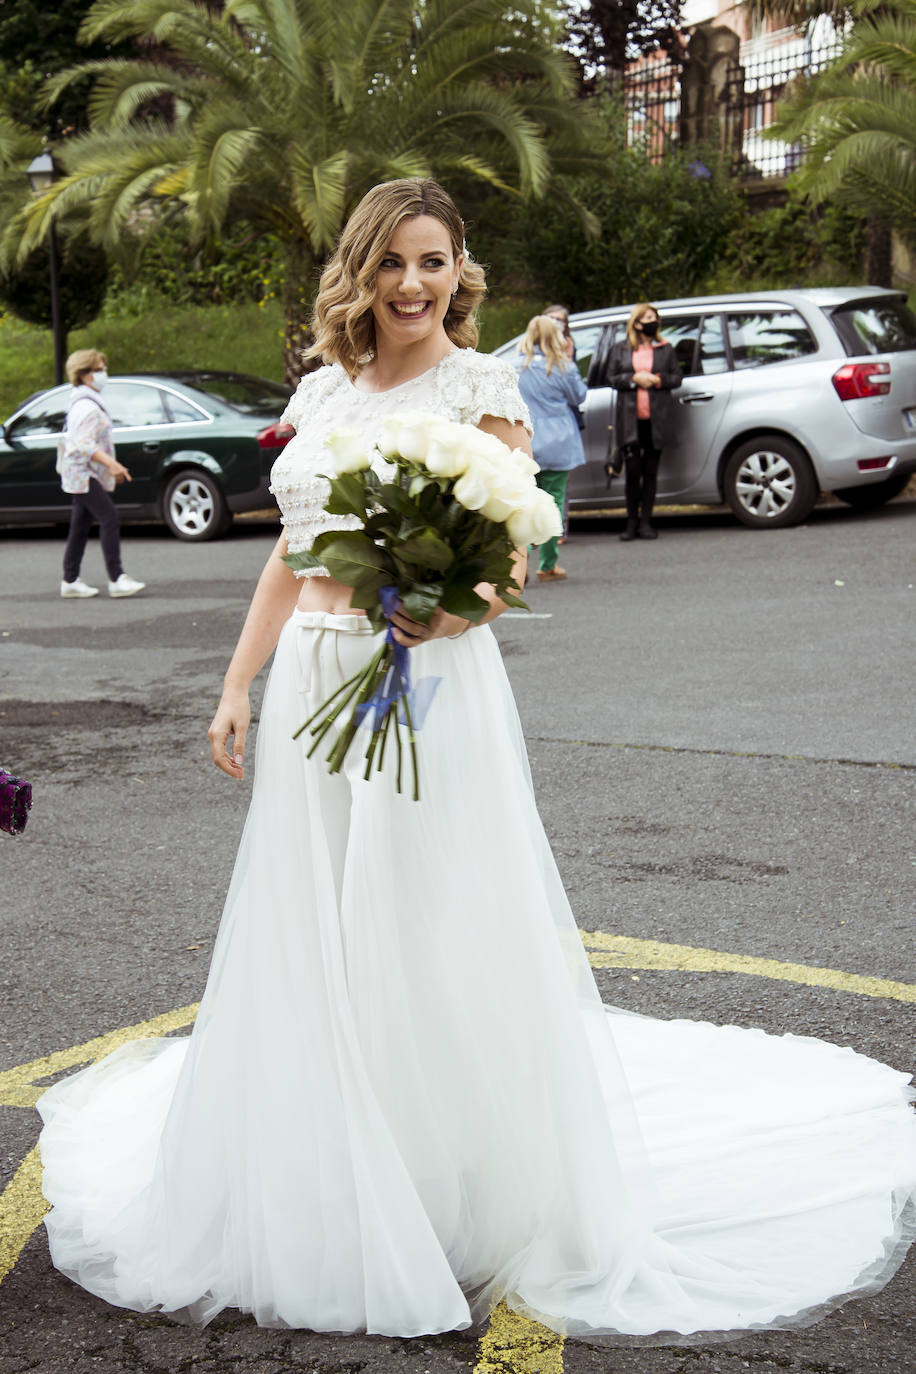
[0,371,294,540]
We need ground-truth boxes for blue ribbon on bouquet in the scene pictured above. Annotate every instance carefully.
[355,585,442,732]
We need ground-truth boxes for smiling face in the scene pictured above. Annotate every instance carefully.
[370,214,462,359]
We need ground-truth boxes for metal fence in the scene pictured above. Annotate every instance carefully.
[623,27,844,180]
[726,31,843,179]
[623,55,681,163]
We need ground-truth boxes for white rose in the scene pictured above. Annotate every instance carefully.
[375,411,438,462]
[479,468,536,524]
[452,464,491,511]
[461,428,510,462]
[505,446,540,477]
[326,428,369,474]
[424,421,473,478]
[376,414,404,459]
[506,488,563,546]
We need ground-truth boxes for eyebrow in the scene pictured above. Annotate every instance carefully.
[381,248,450,259]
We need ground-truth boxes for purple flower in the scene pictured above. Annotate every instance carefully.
[0,769,32,835]
[688,160,712,180]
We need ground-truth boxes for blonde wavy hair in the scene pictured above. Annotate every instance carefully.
[306,179,487,376]
[518,315,569,375]
[625,303,665,350]
[65,348,106,386]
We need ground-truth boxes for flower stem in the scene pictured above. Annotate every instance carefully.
[393,709,403,794]
[292,663,368,740]
[326,644,391,776]
[376,707,392,774]
[401,691,420,802]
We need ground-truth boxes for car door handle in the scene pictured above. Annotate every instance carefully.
[141,441,161,452]
[679,393,714,404]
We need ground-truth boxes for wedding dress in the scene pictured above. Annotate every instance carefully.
[38,351,916,1341]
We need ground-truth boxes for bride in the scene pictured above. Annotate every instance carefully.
[37,179,916,1341]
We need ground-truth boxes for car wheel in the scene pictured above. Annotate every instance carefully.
[162,469,232,541]
[833,472,911,510]
[723,436,818,529]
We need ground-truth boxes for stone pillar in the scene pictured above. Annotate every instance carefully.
[679,23,743,166]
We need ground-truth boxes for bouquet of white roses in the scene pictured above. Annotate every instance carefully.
[282,411,561,799]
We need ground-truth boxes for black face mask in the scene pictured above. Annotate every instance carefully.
[638,320,659,338]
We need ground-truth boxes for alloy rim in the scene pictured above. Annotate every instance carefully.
[734,450,796,519]
[169,477,215,534]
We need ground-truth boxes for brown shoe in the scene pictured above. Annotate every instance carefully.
[537,566,568,582]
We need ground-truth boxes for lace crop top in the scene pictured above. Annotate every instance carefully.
[269,349,532,577]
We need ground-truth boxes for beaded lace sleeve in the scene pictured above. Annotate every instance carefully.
[441,351,532,434]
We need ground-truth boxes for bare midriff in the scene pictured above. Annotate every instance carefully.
[295,574,366,616]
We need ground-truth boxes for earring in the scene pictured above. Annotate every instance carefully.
[452,286,458,297]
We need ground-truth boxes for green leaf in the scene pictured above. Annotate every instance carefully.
[324,472,369,519]
[282,549,325,572]
[319,533,395,588]
[440,582,490,622]
[500,589,528,610]
[395,528,455,572]
[378,482,420,520]
[363,511,399,539]
[401,583,443,624]
[348,581,387,623]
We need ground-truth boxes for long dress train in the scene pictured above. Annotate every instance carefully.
[37,610,916,1340]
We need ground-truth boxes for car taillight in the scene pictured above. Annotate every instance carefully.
[831,361,890,401]
[256,421,295,450]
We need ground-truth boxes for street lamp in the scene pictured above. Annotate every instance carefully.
[25,151,65,385]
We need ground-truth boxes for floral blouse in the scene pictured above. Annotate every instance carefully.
[57,386,115,495]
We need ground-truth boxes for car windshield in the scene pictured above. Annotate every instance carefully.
[175,373,290,415]
[831,299,916,356]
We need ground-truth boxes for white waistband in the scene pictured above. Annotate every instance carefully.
[291,609,377,634]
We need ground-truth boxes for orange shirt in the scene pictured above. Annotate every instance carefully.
[633,343,655,420]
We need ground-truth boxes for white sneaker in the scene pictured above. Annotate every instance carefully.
[108,573,146,598]
[60,578,99,598]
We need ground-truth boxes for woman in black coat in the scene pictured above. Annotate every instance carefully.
[606,304,682,540]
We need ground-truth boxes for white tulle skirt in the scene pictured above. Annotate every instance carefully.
[38,611,916,1341]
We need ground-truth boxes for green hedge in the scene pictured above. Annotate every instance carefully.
[0,295,539,419]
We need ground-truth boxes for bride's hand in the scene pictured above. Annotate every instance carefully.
[208,687,251,778]
[388,604,471,648]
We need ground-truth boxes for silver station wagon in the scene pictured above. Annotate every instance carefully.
[495,287,916,528]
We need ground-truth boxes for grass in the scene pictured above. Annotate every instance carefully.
[0,295,539,418]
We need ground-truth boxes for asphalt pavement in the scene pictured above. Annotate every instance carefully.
[1,496,915,1374]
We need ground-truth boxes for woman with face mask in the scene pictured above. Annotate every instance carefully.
[606,304,682,541]
[57,349,146,598]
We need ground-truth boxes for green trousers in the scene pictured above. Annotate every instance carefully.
[534,469,568,571]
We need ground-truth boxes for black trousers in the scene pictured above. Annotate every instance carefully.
[623,419,661,522]
[63,478,123,583]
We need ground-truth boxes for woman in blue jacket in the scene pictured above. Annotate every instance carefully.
[514,316,587,582]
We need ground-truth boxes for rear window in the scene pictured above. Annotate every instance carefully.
[727,310,818,368]
[831,300,916,356]
[178,373,290,415]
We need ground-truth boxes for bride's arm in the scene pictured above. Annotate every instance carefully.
[388,415,531,647]
[208,531,301,778]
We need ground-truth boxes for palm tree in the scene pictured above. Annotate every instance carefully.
[763,0,916,277]
[4,0,599,381]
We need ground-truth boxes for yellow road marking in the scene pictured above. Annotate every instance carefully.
[2,933,914,1354]
[0,1002,199,1109]
[0,1146,47,1290]
[474,1302,563,1373]
[581,929,916,1003]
